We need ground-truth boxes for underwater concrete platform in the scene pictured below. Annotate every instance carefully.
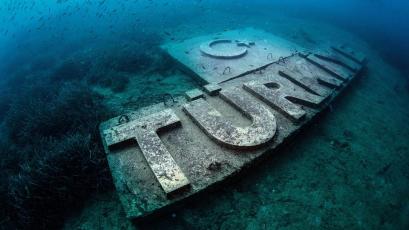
[100,28,366,220]
[161,28,304,84]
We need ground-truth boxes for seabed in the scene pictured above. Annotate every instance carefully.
[64,13,409,230]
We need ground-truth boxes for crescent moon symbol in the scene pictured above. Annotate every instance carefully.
[200,39,248,59]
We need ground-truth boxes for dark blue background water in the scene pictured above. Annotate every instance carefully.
[0,0,408,78]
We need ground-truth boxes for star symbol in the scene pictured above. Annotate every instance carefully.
[235,40,255,48]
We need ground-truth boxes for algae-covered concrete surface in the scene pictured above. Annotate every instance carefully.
[64,14,409,230]
[161,28,303,84]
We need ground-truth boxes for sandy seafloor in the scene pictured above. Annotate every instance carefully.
[63,12,409,230]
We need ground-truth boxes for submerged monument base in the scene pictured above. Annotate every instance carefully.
[100,28,366,220]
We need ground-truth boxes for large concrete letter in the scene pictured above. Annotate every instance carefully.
[332,45,367,64]
[277,56,344,93]
[183,87,277,149]
[305,54,353,81]
[243,78,328,123]
[102,109,190,197]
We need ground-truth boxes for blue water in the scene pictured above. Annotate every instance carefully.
[1,0,408,76]
[0,1,408,229]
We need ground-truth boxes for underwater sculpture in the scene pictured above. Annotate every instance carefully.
[100,28,366,220]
